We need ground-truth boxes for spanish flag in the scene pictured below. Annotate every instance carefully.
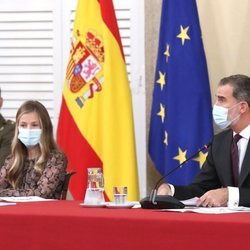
[57,0,139,201]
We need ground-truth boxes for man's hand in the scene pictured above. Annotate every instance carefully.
[157,183,172,195]
[197,188,228,207]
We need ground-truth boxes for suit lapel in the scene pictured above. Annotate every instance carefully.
[221,131,234,185]
[239,140,250,186]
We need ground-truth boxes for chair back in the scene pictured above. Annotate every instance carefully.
[60,171,76,200]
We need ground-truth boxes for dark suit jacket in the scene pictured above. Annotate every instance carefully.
[174,129,250,206]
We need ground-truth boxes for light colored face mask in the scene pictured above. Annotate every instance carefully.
[18,128,42,148]
[212,103,241,129]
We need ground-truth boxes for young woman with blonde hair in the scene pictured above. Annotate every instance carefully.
[0,100,67,199]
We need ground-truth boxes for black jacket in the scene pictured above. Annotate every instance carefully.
[174,129,250,206]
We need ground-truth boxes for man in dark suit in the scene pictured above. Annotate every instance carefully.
[157,74,250,207]
[0,88,15,168]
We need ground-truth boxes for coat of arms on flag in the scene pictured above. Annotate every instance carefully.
[66,31,104,108]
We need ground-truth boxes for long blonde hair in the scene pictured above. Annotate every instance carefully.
[8,100,58,188]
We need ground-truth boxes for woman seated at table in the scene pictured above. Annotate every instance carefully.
[0,100,67,199]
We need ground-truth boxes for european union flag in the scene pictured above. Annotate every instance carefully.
[149,0,213,185]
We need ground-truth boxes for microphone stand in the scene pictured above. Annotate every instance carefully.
[140,142,211,209]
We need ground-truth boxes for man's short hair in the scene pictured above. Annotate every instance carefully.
[219,74,250,106]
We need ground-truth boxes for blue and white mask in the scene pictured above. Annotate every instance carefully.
[212,103,241,129]
[18,128,42,148]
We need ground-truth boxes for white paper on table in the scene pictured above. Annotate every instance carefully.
[180,197,199,206]
[0,201,16,206]
[162,206,250,214]
[0,196,55,203]
[131,201,141,208]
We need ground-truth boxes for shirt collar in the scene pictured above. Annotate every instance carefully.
[233,124,250,140]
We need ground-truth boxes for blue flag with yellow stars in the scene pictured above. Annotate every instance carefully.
[149,0,213,185]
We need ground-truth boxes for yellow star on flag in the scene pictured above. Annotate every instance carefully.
[157,103,165,123]
[163,131,168,146]
[156,71,166,91]
[164,43,170,62]
[177,25,190,45]
[173,147,187,165]
[193,151,208,168]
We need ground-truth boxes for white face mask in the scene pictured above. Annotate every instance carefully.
[18,128,42,148]
[212,103,241,129]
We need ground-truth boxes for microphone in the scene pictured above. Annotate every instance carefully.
[140,142,211,209]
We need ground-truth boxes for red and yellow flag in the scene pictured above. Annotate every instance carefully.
[57,0,139,201]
